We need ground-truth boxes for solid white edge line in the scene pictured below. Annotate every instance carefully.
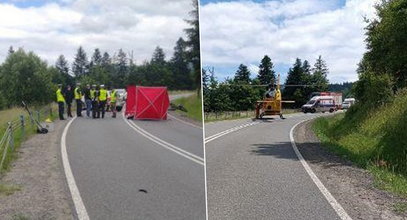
[128,119,204,162]
[61,117,90,220]
[205,122,259,143]
[122,115,204,166]
[168,113,202,129]
[290,119,352,220]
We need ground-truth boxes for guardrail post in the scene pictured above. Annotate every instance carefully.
[20,115,25,140]
[8,122,14,151]
[37,111,40,122]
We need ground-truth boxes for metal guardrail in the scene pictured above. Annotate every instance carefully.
[204,111,254,121]
[0,104,54,172]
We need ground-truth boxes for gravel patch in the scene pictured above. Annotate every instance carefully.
[294,119,407,220]
[0,120,73,220]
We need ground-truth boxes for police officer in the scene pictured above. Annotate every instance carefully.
[110,87,117,118]
[98,84,108,119]
[74,83,83,117]
[56,84,65,120]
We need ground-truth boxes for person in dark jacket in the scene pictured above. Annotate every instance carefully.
[84,84,92,117]
[65,85,74,118]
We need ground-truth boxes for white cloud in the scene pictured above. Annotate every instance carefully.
[201,0,378,83]
[0,0,191,66]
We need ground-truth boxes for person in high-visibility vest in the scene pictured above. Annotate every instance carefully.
[56,84,65,120]
[110,87,117,118]
[98,84,108,119]
[74,82,83,117]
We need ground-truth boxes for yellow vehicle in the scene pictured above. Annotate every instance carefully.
[255,74,294,119]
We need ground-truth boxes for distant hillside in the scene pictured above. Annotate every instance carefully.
[329,82,354,98]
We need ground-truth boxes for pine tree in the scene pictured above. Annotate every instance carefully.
[184,0,201,91]
[257,55,276,85]
[55,54,74,86]
[72,46,89,77]
[91,48,102,66]
[171,38,192,89]
[284,58,307,106]
[8,46,14,55]
[115,49,128,87]
[101,52,111,66]
[312,55,329,91]
[234,64,251,84]
[151,46,166,65]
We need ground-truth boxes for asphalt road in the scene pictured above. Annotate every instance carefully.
[205,113,342,220]
[65,94,205,220]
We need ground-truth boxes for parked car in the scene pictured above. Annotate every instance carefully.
[115,89,126,112]
[302,96,336,113]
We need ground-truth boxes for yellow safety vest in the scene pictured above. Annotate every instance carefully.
[74,87,82,100]
[110,90,117,103]
[99,89,107,101]
[90,89,95,99]
[56,89,65,102]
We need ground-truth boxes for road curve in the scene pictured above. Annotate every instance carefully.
[205,113,343,220]
[65,94,205,220]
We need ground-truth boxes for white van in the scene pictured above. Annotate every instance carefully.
[342,98,356,109]
[302,96,336,113]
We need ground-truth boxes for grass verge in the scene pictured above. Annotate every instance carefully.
[172,93,202,121]
[0,183,21,196]
[0,103,57,173]
[312,89,407,200]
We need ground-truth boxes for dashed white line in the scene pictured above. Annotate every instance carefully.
[205,122,259,143]
[290,119,352,220]
[122,115,204,165]
[61,117,90,220]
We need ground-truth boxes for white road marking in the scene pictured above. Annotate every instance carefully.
[290,119,352,220]
[61,117,90,220]
[205,122,259,143]
[122,115,204,165]
[168,113,202,129]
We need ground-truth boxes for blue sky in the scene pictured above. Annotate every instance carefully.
[200,0,377,83]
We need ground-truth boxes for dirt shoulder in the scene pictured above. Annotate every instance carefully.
[0,120,73,220]
[294,119,407,220]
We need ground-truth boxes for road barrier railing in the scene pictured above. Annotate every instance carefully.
[204,111,255,121]
[0,104,54,172]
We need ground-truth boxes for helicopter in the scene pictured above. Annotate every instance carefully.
[255,74,295,119]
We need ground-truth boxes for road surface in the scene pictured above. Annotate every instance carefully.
[64,94,205,219]
[205,113,345,220]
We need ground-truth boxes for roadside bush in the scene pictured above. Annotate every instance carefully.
[353,72,394,107]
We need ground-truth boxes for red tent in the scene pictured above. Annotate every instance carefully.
[125,85,170,120]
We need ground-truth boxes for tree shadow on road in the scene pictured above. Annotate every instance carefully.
[249,141,354,170]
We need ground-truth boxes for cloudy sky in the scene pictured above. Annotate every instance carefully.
[0,0,192,66]
[200,0,378,83]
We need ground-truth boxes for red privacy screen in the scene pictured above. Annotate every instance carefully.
[125,85,170,120]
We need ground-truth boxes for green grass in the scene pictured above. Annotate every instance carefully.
[312,89,407,198]
[172,93,202,122]
[0,183,21,196]
[0,103,57,173]
[394,202,407,214]
[168,90,195,95]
